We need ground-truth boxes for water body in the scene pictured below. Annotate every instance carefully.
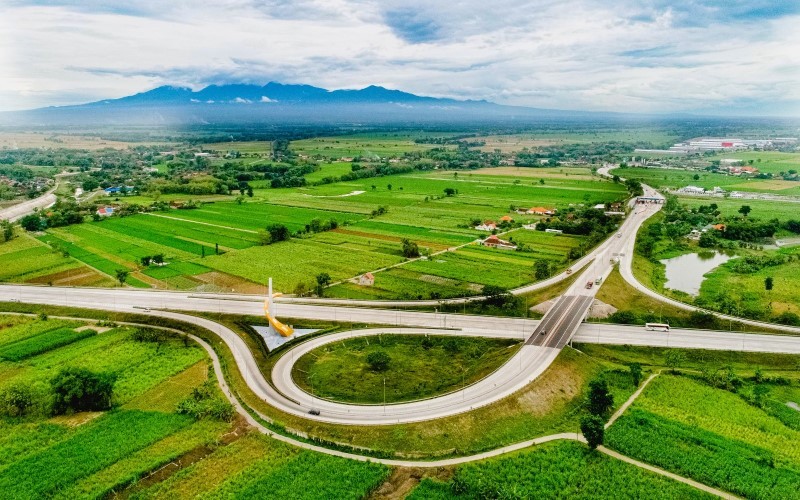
[660,251,735,296]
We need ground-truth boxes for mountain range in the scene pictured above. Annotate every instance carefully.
[1,82,628,126]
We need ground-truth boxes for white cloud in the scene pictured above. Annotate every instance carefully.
[0,1,798,115]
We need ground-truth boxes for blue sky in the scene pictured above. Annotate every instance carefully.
[0,0,798,115]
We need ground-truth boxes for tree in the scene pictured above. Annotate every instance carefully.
[533,260,551,280]
[50,367,116,414]
[315,272,331,297]
[443,187,456,197]
[366,351,390,372]
[693,174,700,181]
[246,185,254,197]
[257,230,271,246]
[401,238,420,258]
[0,383,35,417]
[115,269,129,286]
[266,223,290,243]
[765,276,774,293]
[586,378,614,416]
[738,205,751,217]
[665,349,687,373]
[19,214,43,232]
[0,219,13,242]
[387,183,392,191]
[629,363,643,387]
[580,414,605,450]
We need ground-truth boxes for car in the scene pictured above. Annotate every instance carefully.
[308,408,320,416]
[540,329,547,336]
[616,232,622,238]
[585,281,593,289]
[565,268,572,275]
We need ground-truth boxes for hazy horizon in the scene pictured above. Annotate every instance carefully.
[1,1,799,117]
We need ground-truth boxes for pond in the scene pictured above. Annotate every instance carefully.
[660,250,735,296]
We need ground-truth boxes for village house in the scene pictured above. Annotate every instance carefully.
[481,235,517,250]
[499,215,514,223]
[96,206,114,217]
[475,220,497,231]
[358,272,375,286]
[527,207,556,215]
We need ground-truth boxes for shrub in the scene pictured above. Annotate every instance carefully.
[366,351,390,372]
[50,367,116,414]
[176,380,235,422]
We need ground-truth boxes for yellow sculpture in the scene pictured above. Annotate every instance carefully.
[264,278,294,337]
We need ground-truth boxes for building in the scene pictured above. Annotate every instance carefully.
[96,206,114,217]
[475,220,497,231]
[678,185,706,194]
[358,273,374,286]
[527,207,556,216]
[545,228,563,234]
[481,235,517,250]
[499,215,514,223]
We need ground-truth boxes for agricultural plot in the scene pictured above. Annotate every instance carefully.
[21,169,625,294]
[0,327,95,361]
[407,441,709,499]
[329,231,584,299]
[0,316,230,498]
[706,151,800,175]
[290,133,438,158]
[134,433,389,499]
[305,161,354,183]
[0,235,86,284]
[616,166,800,194]
[606,375,800,499]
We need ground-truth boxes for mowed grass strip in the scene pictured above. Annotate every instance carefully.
[292,335,521,404]
[0,410,192,499]
[0,327,95,361]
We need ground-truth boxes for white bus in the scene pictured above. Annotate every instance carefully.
[645,323,670,332]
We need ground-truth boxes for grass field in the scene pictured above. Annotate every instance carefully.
[290,133,440,158]
[292,335,521,404]
[606,374,800,499]
[407,440,710,499]
[616,166,800,194]
[706,151,800,175]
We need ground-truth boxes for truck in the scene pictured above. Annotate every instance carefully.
[595,276,602,285]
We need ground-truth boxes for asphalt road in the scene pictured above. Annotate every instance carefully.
[0,190,56,222]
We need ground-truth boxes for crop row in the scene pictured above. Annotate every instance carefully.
[0,410,192,499]
[0,327,95,361]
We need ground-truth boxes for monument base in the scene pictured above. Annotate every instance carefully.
[252,325,318,351]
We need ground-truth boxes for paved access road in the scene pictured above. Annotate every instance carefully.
[0,189,56,222]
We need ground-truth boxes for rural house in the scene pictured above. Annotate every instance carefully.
[481,235,517,250]
[475,220,497,231]
[359,272,375,286]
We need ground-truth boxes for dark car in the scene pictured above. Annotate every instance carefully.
[308,408,320,416]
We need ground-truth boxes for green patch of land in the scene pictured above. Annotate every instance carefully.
[606,374,800,500]
[407,440,711,499]
[292,335,521,404]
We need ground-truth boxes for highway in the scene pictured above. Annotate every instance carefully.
[0,188,56,222]
[2,283,799,425]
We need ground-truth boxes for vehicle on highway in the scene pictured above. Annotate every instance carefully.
[308,408,321,415]
[616,232,622,238]
[645,323,670,332]
[585,281,593,289]
[566,268,572,275]
[595,277,602,285]
[540,329,547,336]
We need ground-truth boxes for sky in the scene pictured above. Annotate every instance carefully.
[1,0,799,116]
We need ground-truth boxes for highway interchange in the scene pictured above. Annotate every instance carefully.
[1,176,800,425]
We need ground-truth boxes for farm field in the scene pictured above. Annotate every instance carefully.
[678,195,800,223]
[289,132,442,158]
[606,374,800,500]
[292,335,521,404]
[407,440,710,499]
[616,166,800,194]
[133,433,388,499]
[706,151,800,175]
[0,314,237,498]
[304,161,354,183]
[16,169,626,295]
[466,128,680,152]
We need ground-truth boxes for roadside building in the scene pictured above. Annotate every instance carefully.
[358,273,375,286]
